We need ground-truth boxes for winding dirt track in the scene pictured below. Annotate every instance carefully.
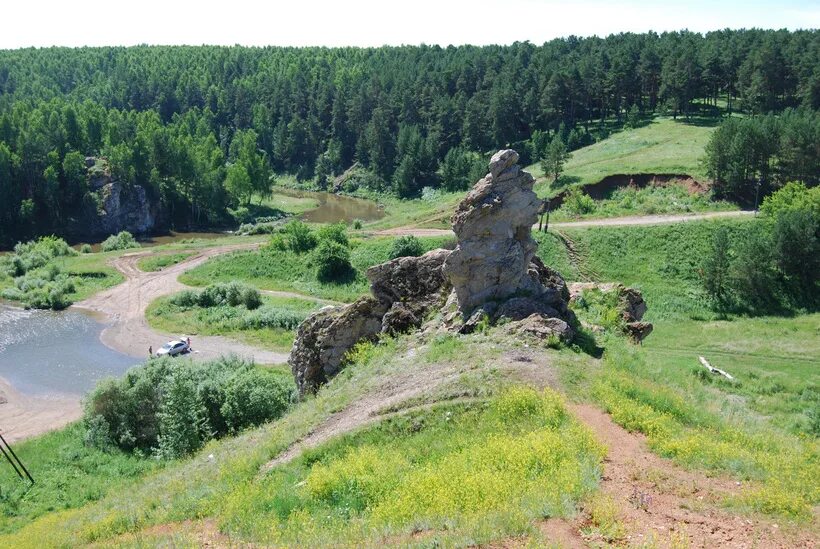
[375,209,755,237]
[73,243,291,364]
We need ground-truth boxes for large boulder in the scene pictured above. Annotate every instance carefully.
[290,249,451,395]
[290,297,389,395]
[567,282,653,342]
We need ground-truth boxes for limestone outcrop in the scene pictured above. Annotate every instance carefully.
[442,150,575,334]
[290,150,588,395]
[443,149,543,314]
[290,248,451,395]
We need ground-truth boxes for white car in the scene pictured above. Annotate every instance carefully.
[156,339,190,357]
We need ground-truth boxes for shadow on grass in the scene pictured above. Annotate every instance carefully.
[572,327,604,359]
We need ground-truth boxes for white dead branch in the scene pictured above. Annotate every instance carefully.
[698,356,734,381]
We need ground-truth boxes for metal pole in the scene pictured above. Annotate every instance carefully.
[544,199,551,232]
[0,432,34,484]
[754,177,762,215]
[0,442,24,481]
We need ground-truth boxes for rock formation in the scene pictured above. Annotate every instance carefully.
[290,249,451,395]
[67,157,163,238]
[290,150,584,395]
[568,282,653,342]
[441,150,575,336]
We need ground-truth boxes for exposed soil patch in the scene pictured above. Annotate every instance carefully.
[549,173,709,208]
[568,404,816,548]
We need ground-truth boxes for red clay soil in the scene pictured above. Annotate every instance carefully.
[549,173,709,208]
[532,404,818,549]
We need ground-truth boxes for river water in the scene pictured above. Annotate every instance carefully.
[276,188,385,223]
[0,303,137,396]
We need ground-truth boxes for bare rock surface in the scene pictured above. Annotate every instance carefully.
[443,149,543,314]
[290,249,451,395]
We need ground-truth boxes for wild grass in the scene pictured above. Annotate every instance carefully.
[179,235,452,303]
[0,424,160,535]
[559,217,760,321]
[135,252,194,272]
[593,338,819,520]
[528,117,715,195]
[146,292,322,351]
[364,191,465,230]
[217,387,604,547]
[0,335,402,546]
[551,184,737,221]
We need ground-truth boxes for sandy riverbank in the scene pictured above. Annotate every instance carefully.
[0,376,81,443]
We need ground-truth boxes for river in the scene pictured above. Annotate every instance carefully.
[0,303,137,397]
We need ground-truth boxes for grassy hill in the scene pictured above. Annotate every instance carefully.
[368,117,720,231]
[529,117,716,195]
[1,216,817,547]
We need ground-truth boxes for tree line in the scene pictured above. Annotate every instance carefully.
[0,29,818,245]
[704,108,819,202]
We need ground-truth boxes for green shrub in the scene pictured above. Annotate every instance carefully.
[79,244,93,254]
[314,240,352,282]
[100,231,140,252]
[171,281,262,310]
[316,222,349,246]
[281,220,317,253]
[84,356,293,457]
[388,235,424,259]
[760,182,820,218]
[352,219,363,230]
[562,188,596,217]
[221,369,292,434]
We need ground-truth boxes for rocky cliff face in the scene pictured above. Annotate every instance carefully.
[289,150,586,396]
[74,157,161,238]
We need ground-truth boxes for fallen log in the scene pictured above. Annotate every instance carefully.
[698,356,734,380]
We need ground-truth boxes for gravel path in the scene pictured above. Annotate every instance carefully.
[375,210,755,237]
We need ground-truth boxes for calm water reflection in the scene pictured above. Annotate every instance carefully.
[0,303,137,396]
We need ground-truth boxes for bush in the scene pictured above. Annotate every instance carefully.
[760,181,820,218]
[562,188,596,217]
[170,281,262,310]
[388,235,424,259]
[84,356,293,457]
[281,220,317,253]
[100,231,140,252]
[79,243,93,253]
[772,208,819,300]
[316,222,349,246]
[221,369,292,433]
[314,239,352,282]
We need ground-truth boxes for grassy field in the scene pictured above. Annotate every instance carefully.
[529,117,716,196]
[136,252,195,272]
[146,292,323,351]
[180,235,453,303]
[535,216,820,518]
[363,190,464,231]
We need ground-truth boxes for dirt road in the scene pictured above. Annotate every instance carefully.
[376,209,755,237]
[74,243,291,365]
